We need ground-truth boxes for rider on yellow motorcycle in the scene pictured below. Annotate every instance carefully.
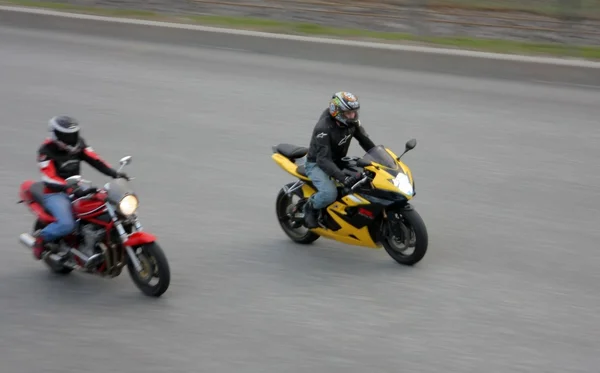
[303,91,377,228]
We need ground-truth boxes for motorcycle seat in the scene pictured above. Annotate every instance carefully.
[273,143,308,161]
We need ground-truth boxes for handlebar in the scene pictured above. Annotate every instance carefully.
[350,175,370,191]
[68,175,135,201]
[69,187,97,201]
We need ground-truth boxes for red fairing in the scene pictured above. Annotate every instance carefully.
[123,232,156,246]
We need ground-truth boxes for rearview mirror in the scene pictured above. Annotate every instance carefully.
[396,138,417,161]
[65,175,82,187]
[119,156,132,166]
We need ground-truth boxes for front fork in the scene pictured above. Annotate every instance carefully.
[106,203,144,272]
[382,207,413,243]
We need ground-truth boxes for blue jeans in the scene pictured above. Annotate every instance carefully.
[40,193,76,242]
[304,162,338,209]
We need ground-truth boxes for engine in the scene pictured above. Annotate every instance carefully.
[79,223,106,257]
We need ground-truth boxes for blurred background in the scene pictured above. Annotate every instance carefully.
[15,0,600,57]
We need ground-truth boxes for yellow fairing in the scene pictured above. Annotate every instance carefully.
[271,153,310,181]
[340,193,370,207]
[385,148,414,184]
[311,226,379,248]
[362,148,414,200]
[310,192,378,248]
[297,177,378,247]
[312,222,379,248]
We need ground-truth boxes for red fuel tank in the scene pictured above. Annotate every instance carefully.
[73,198,107,218]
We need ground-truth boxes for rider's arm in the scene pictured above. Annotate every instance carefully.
[38,153,69,192]
[353,122,376,152]
[80,143,118,178]
[314,131,347,182]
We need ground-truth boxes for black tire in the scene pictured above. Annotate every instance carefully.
[275,183,320,245]
[127,242,170,297]
[382,208,428,266]
[34,220,73,275]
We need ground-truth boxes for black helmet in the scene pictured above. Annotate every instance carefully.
[48,115,82,151]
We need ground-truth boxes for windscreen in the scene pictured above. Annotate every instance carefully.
[106,178,134,204]
[361,145,398,169]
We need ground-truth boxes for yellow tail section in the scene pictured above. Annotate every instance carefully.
[300,184,316,198]
[271,153,310,181]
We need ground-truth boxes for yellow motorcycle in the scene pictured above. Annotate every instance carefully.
[271,139,428,266]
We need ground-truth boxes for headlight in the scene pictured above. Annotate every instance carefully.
[391,173,414,196]
[118,195,139,216]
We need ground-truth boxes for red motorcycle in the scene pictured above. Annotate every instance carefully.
[17,155,170,297]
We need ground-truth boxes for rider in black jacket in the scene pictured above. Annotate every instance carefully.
[303,91,376,228]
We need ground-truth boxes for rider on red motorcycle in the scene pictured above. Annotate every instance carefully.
[32,115,129,260]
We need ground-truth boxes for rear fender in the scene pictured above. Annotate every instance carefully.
[123,231,156,247]
[271,153,310,181]
[18,180,56,223]
[18,180,35,202]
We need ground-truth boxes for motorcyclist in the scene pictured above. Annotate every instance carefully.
[303,91,376,228]
[32,115,129,260]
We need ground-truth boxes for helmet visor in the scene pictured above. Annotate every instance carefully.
[341,109,359,120]
[55,130,79,146]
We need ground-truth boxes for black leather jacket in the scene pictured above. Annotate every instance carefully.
[306,109,375,181]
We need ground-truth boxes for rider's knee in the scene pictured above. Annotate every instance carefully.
[320,187,337,205]
[55,218,75,236]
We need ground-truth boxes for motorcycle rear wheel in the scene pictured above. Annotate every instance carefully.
[275,183,320,245]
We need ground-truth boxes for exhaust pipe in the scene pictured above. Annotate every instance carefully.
[19,233,36,249]
[18,233,77,269]
[70,248,104,269]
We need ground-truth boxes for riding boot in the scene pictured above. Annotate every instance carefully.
[303,200,320,229]
[31,230,46,260]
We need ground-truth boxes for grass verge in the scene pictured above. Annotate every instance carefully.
[427,0,599,19]
[2,0,600,60]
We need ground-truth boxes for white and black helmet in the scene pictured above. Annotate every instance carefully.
[48,115,81,150]
[329,91,360,127]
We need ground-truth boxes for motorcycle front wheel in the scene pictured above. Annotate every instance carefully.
[382,208,428,266]
[127,242,171,297]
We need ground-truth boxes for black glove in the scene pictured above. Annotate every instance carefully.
[114,171,129,180]
[342,174,361,188]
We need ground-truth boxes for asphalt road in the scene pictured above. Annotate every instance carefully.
[1,25,600,373]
